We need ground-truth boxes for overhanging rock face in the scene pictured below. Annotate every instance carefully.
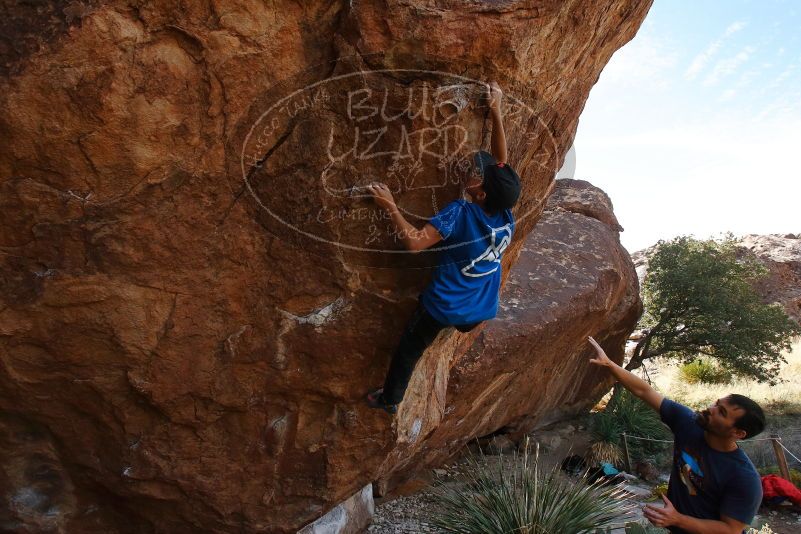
[1,2,651,532]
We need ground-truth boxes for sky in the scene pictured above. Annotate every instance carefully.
[569,0,801,253]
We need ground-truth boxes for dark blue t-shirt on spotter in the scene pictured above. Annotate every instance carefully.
[660,398,762,533]
[420,200,514,325]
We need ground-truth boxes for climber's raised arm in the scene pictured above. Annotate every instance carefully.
[366,182,442,252]
[587,336,664,411]
[487,81,508,164]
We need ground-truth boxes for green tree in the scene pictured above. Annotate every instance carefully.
[629,235,800,384]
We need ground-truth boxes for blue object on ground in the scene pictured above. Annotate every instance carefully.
[601,462,620,476]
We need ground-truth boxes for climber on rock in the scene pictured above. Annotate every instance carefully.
[364,80,521,414]
[588,336,764,534]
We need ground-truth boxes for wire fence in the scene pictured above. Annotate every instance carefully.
[777,440,801,464]
[620,429,801,480]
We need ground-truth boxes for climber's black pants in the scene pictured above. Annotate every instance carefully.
[382,302,481,405]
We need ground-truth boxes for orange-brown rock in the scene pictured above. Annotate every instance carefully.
[0,1,652,532]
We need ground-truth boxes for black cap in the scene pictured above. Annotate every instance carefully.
[473,150,521,211]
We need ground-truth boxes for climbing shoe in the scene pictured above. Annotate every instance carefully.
[366,388,397,414]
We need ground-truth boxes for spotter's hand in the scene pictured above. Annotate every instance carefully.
[366,182,397,212]
[643,494,682,528]
[588,336,613,368]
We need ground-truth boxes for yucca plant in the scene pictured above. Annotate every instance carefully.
[587,441,623,466]
[612,390,671,457]
[588,409,624,465]
[591,389,671,461]
[590,408,622,443]
[432,439,634,533]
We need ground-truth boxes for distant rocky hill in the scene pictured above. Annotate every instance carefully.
[739,234,801,323]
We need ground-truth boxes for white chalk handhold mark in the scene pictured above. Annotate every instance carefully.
[278,297,348,327]
[409,418,423,442]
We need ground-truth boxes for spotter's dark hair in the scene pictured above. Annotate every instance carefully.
[727,394,766,439]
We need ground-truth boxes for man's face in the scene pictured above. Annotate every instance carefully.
[695,397,747,439]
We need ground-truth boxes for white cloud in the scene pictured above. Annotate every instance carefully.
[734,68,758,89]
[702,46,755,86]
[771,63,797,86]
[597,24,679,90]
[685,21,747,80]
[753,54,801,116]
[754,89,801,122]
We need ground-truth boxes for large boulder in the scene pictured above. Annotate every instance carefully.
[0,1,652,532]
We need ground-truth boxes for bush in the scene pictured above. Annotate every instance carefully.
[433,439,633,533]
[631,235,800,383]
[679,359,733,385]
[647,482,669,501]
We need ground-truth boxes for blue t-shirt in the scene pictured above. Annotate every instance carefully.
[660,398,762,533]
[420,200,514,325]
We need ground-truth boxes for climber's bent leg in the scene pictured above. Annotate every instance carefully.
[381,303,447,405]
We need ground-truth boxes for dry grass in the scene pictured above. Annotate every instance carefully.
[649,339,801,417]
[586,441,623,466]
